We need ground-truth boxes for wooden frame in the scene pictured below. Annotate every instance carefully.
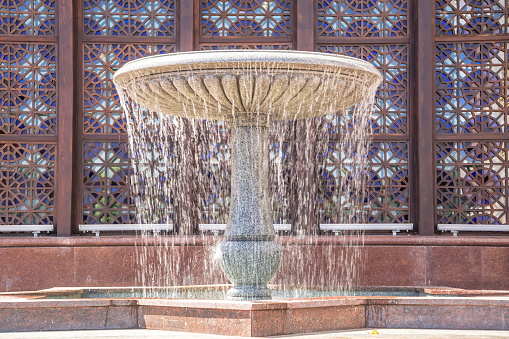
[415,0,435,235]
[56,0,75,236]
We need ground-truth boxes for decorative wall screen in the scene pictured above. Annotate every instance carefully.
[317,0,408,37]
[435,0,509,225]
[0,1,57,227]
[83,0,175,37]
[0,0,56,35]
[201,0,292,37]
[316,0,411,224]
[199,0,293,50]
[79,0,176,225]
[0,143,55,224]
[1,0,508,234]
[436,0,508,35]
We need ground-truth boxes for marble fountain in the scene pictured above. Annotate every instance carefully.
[2,51,509,336]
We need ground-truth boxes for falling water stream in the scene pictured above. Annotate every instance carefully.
[116,54,380,299]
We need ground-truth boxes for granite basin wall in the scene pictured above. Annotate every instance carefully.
[0,299,138,332]
[1,236,509,292]
[138,298,366,336]
[366,298,509,330]
[2,297,509,335]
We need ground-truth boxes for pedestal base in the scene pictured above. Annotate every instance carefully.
[226,286,272,301]
[217,240,282,301]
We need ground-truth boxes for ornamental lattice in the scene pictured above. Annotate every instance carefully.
[318,141,410,223]
[436,0,509,35]
[318,45,411,223]
[317,0,408,37]
[435,42,508,134]
[0,143,55,225]
[316,2,411,225]
[83,44,175,134]
[0,43,57,134]
[365,142,410,223]
[81,1,177,225]
[200,0,292,37]
[436,141,508,224]
[0,0,56,35]
[82,141,136,224]
[83,0,175,36]
[317,44,408,135]
[199,140,231,224]
[201,43,292,50]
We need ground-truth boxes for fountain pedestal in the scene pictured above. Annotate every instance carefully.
[217,124,282,300]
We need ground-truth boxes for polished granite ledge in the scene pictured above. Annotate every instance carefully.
[1,238,509,292]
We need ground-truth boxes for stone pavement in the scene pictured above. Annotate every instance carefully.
[1,329,509,339]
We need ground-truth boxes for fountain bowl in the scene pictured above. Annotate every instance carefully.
[113,50,382,123]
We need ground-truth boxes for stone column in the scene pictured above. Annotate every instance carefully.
[217,124,283,300]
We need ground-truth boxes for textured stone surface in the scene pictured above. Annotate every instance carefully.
[5,329,509,339]
[285,305,365,334]
[0,247,74,292]
[139,305,252,336]
[358,246,427,287]
[0,299,137,332]
[216,125,282,300]
[4,295,509,335]
[218,240,282,300]
[426,246,483,289]
[73,246,137,287]
[367,298,509,330]
[226,126,273,241]
[137,298,368,336]
[481,247,509,290]
[113,50,382,121]
[5,237,509,292]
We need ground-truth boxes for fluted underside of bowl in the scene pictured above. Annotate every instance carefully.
[113,50,382,122]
